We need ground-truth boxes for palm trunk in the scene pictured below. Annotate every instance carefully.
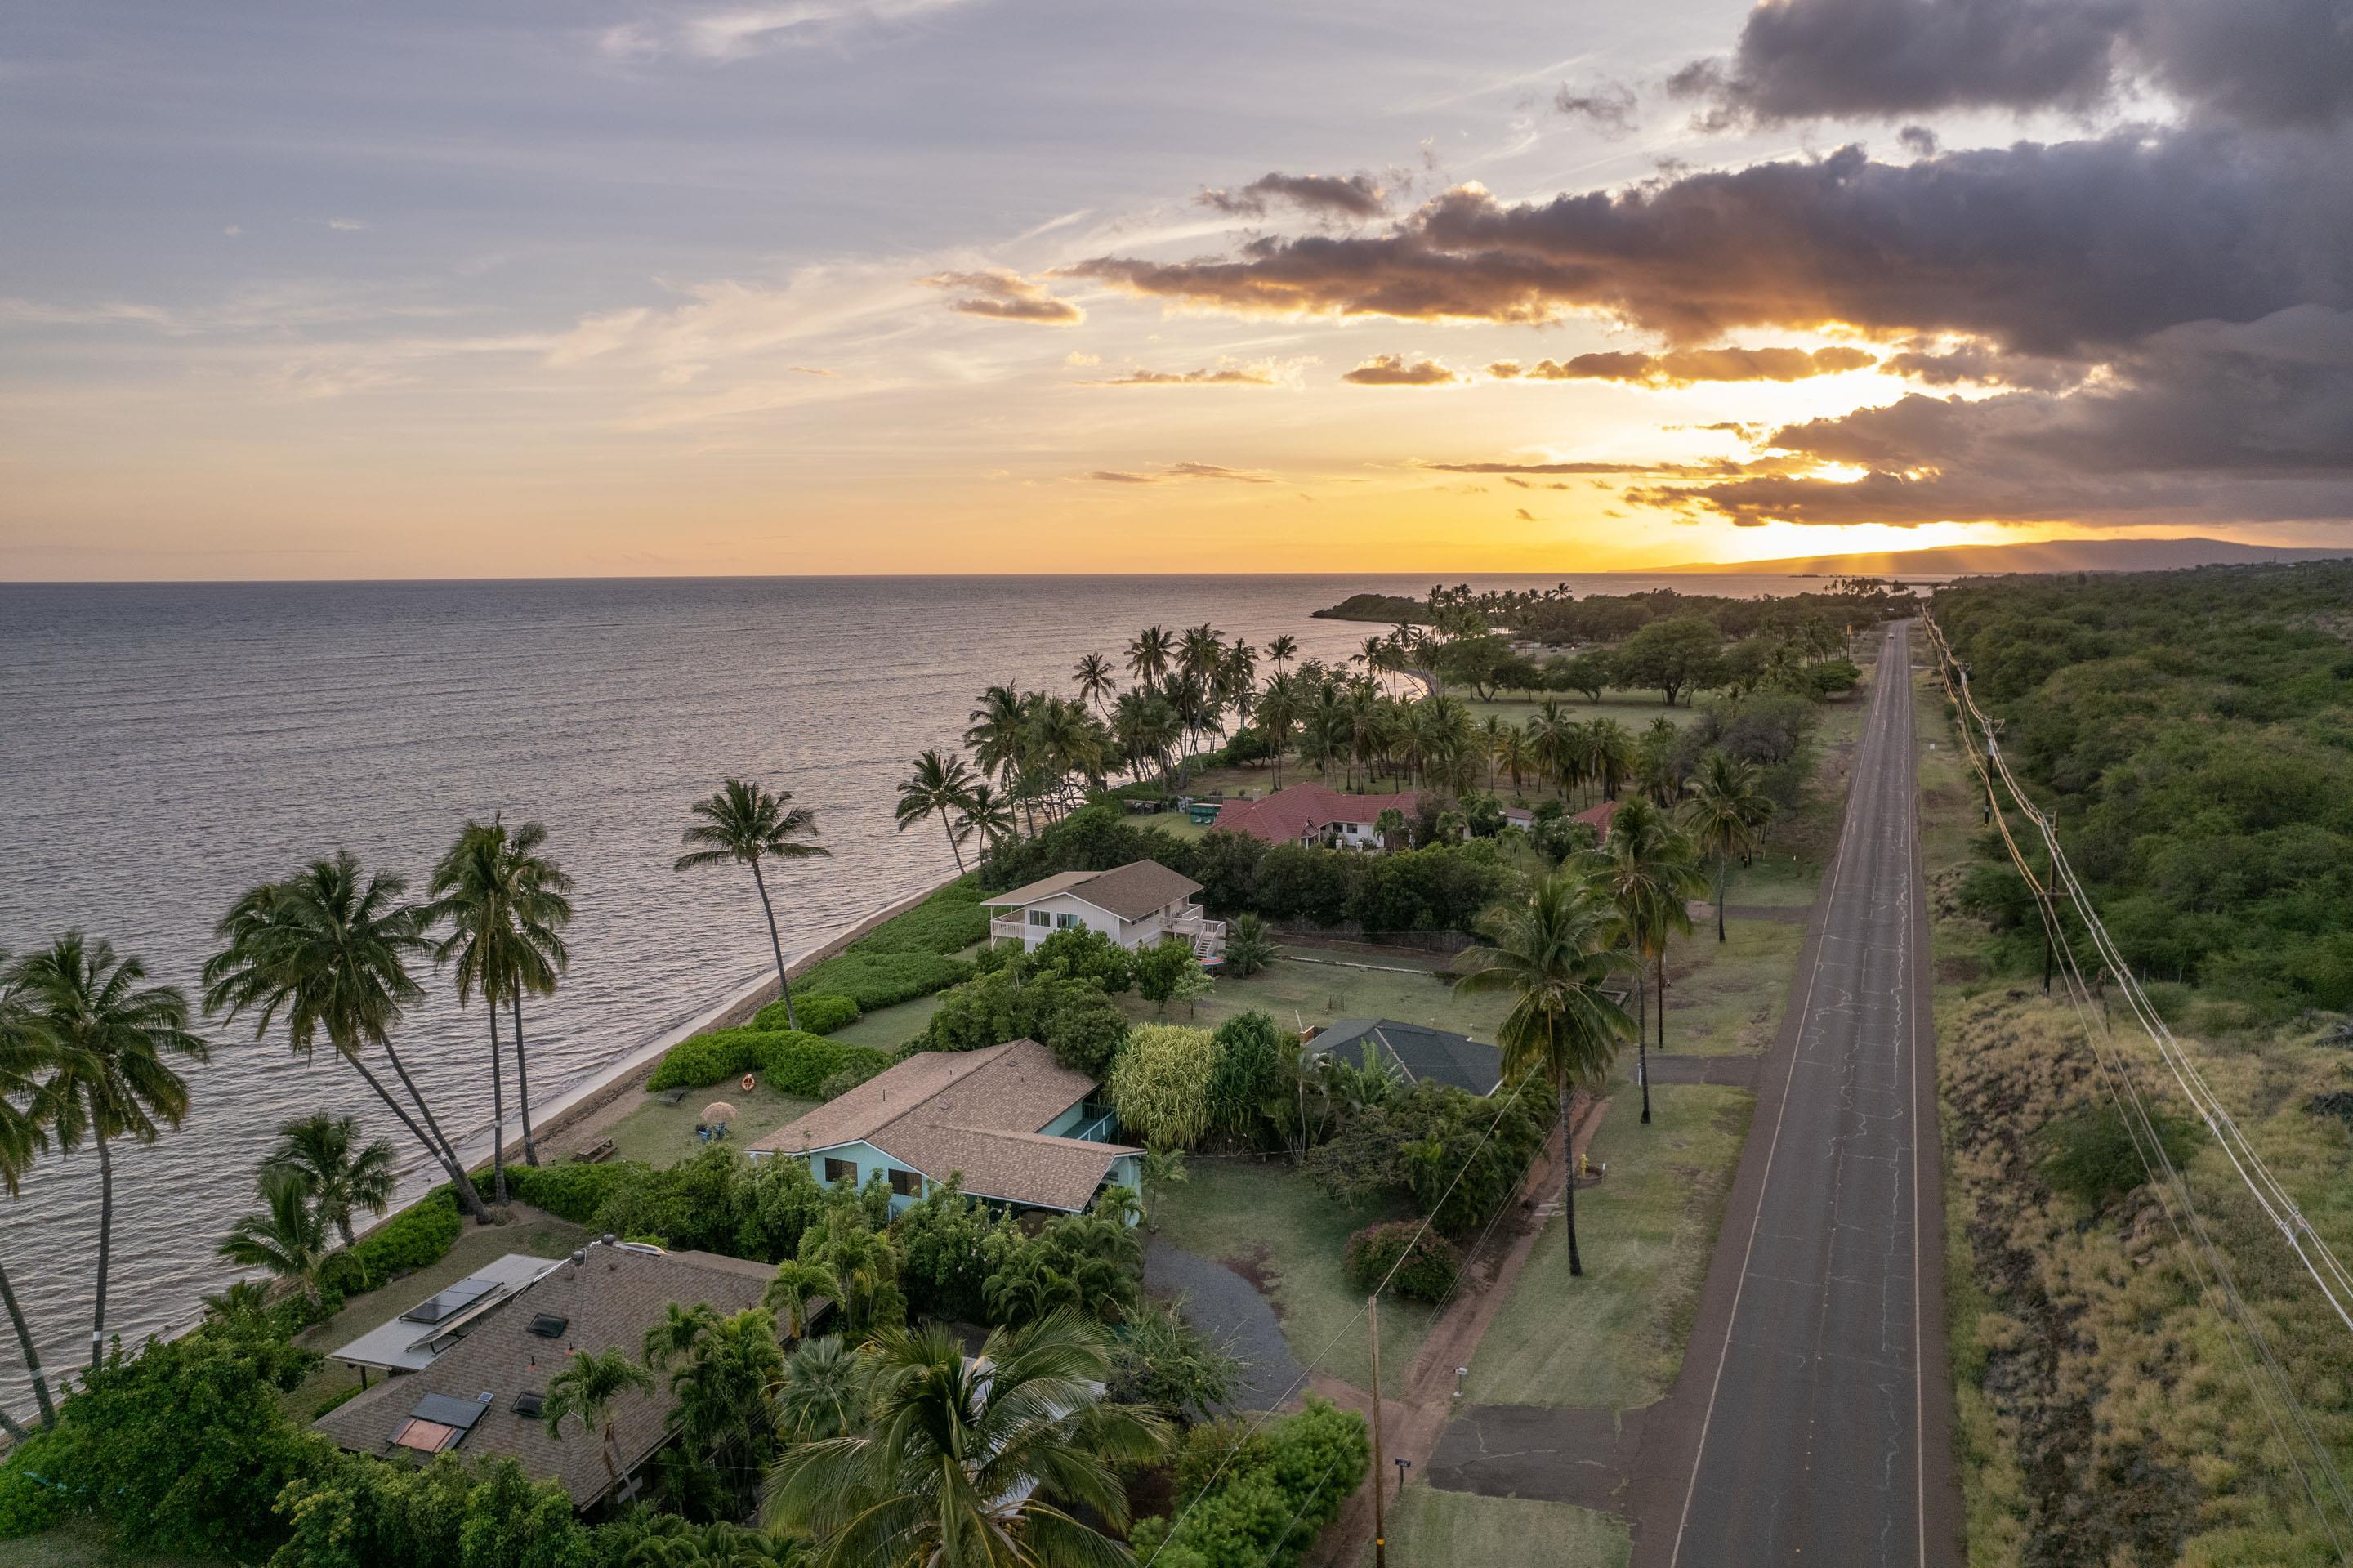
[345,1053,470,1214]
[371,1046,491,1222]
[1559,1077,1582,1278]
[511,991,539,1168]
[90,1131,113,1366]
[486,1001,507,1206]
[1717,855,1729,942]
[1,1251,57,1426]
[1634,960,1650,1126]
[936,807,967,874]
[0,1402,26,1441]
[750,857,797,1031]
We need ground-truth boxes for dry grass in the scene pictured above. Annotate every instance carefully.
[1360,1485,1629,1566]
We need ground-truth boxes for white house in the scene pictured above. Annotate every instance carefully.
[979,859,1224,963]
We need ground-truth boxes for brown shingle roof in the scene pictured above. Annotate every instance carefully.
[315,1244,776,1507]
[1212,784,1425,845]
[750,1039,1140,1212]
[978,860,1201,924]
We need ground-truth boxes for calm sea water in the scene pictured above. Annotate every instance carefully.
[0,572,1793,1405]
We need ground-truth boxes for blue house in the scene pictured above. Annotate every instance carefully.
[748,1038,1143,1220]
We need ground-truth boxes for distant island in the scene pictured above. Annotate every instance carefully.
[1659,535,2353,578]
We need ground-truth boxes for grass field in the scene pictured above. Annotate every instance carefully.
[824,992,947,1053]
[1124,950,1513,1041]
[1150,1159,1434,1396]
[1362,1486,1630,1567]
[1466,1080,1752,1410]
[0,1521,222,1568]
[604,1081,823,1165]
[1657,918,1806,1058]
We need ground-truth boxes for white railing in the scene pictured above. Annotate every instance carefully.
[989,916,1029,942]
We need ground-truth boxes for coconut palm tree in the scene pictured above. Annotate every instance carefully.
[1684,753,1774,941]
[217,1168,334,1300]
[1497,722,1534,797]
[1126,625,1174,689]
[203,851,492,1225]
[1266,633,1297,674]
[1138,1147,1187,1232]
[1453,872,1632,1276]
[675,780,830,1032]
[1072,651,1117,714]
[1256,672,1302,788]
[424,817,574,1193]
[545,1345,658,1487]
[260,1112,395,1248]
[765,1311,1168,1568]
[1585,797,1708,1124]
[0,952,59,1431]
[661,1306,787,1521]
[775,1333,877,1443]
[1589,718,1636,802]
[955,782,1017,858]
[895,750,979,874]
[765,1258,837,1342]
[11,934,209,1366]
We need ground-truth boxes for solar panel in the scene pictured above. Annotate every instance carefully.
[409,1392,491,1431]
[399,1275,498,1325]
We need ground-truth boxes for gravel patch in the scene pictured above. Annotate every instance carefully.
[1145,1236,1310,1412]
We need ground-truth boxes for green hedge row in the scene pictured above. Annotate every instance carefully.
[507,1159,650,1225]
[347,1188,462,1292]
[793,949,973,1012]
[753,991,860,1034]
[645,1025,891,1096]
[1133,1398,1371,1568]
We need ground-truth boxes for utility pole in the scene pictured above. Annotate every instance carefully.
[1369,1293,1388,1568]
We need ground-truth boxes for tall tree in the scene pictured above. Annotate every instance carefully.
[1684,753,1774,941]
[955,782,1017,856]
[1256,672,1302,789]
[1126,625,1174,688]
[260,1112,395,1248]
[0,951,59,1429]
[895,749,979,874]
[543,1345,657,1487]
[11,934,209,1367]
[1072,651,1117,713]
[1266,633,1298,673]
[204,851,493,1225]
[1453,873,1632,1275]
[425,817,573,1192]
[676,780,830,1031]
[1586,797,1707,1124]
[766,1311,1168,1567]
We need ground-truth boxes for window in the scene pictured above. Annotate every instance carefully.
[824,1156,856,1185]
[888,1168,923,1198]
[1055,912,1078,929]
[391,1418,462,1454]
[1028,909,1051,927]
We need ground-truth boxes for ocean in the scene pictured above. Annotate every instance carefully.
[0,572,1796,1405]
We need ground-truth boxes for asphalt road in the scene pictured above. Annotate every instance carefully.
[1650,621,1962,1567]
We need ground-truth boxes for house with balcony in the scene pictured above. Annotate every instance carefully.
[747,1038,1143,1222]
[980,859,1224,963]
[1211,783,1426,852]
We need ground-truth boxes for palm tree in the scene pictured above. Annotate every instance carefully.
[425,817,574,1193]
[765,1258,837,1342]
[204,852,493,1225]
[1138,1147,1187,1232]
[895,750,979,874]
[1586,797,1708,1124]
[661,1307,787,1521]
[217,1168,334,1300]
[1374,806,1407,851]
[1589,718,1636,802]
[676,780,830,1032]
[261,1113,395,1248]
[0,952,59,1430]
[11,934,209,1366]
[1497,722,1533,797]
[1126,625,1174,689]
[544,1346,658,1487]
[1072,651,1117,713]
[1684,753,1774,942]
[1453,873,1632,1276]
[766,1311,1168,1567]
[955,783,1017,858]
[775,1333,877,1443]
[1266,633,1298,674]
[1256,672,1302,789]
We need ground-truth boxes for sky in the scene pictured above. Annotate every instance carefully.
[2,0,2349,579]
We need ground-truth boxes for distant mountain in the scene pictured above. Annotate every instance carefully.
[1665,537,2353,578]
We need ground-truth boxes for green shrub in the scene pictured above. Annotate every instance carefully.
[646,1028,766,1092]
[1344,1220,1462,1303]
[1110,1024,1220,1150]
[2038,1100,2194,1210]
[1132,1398,1370,1568]
[849,890,989,955]
[817,1052,892,1100]
[1206,1011,1286,1140]
[795,949,975,1011]
[1029,926,1136,993]
[509,1159,647,1224]
[646,1026,887,1096]
[0,1427,69,1539]
[1042,986,1129,1077]
[348,1188,461,1291]
[755,991,861,1034]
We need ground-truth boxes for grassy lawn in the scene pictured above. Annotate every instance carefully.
[1150,1159,1434,1397]
[1465,1080,1752,1410]
[1128,952,1513,1041]
[0,1522,224,1568]
[1363,1486,1630,1567]
[827,992,947,1053]
[1657,918,1806,1058]
[285,1211,590,1418]
[605,1081,823,1166]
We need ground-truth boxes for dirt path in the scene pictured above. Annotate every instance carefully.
[1306,1091,1614,1566]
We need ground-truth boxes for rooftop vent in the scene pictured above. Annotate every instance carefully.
[527,1313,569,1339]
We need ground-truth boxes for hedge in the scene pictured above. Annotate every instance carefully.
[847,888,989,955]
[508,1159,649,1225]
[645,1025,891,1096]
[1132,1399,1370,1568]
[348,1188,462,1292]
[754,991,860,1034]
[1344,1220,1462,1303]
[793,949,973,1012]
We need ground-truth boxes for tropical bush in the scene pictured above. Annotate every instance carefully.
[1110,1024,1221,1149]
[1344,1220,1462,1303]
[347,1186,462,1291]
[508,1159,645,1225]
[793,948,974,1011]
[979,1191,1144,1326]
[1135,935,1203,1011]
[1221,911,1278,977]
[645,1026,888,1097]
[1029,925,1136,993]
[1204,1011,1287,1141]
[846,880,989,954]
[1109,1299,1244,1423]
[893,1178,1009,1324]
[755,991,859,1034]
[1129,1398,1371,1568]
[1307,1079,1552,1238]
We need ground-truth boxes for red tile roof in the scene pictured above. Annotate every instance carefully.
[1574,797,1620,838]
[1212,784,1426,845]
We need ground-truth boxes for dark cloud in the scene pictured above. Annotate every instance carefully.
[1087,462,1275,484]
[1489,345,1876,384]
[1074,129,2353,356]
[1554,80,1641,137]
[1883,341,2087,390]
[1898,124,1939,155]
[1342,354,1458,386]
[1080,366,1275,386]
[1418,458,1775,477]
[1670,0,2353,130]
[919,269,1083,324]
[1196,172,1389,219]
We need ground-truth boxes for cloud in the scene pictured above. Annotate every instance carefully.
[1065,351,1101,366]
[1342,353,1458,386]
[1553,80,1641,137]
[919,269,1084,324]
[326,217,368,231]
[1072,130,2353,356]
[599,0,976,62]
[1418,458,1755,476]
[1086,461,1274,484]
[1487,345,1876,384]
[1515,507,1539,521]
[1081,366,1276,386]
[1883,340,2085,390]
[1897,125,1939,156]
[1196,172,1389,219]
[1668,0,2353,130]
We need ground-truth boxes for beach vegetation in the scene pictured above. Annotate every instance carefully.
[757,991,859,1035]
[259,1113,397,1250]
[675,779,831,1032]
[645,1026,889,1097]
